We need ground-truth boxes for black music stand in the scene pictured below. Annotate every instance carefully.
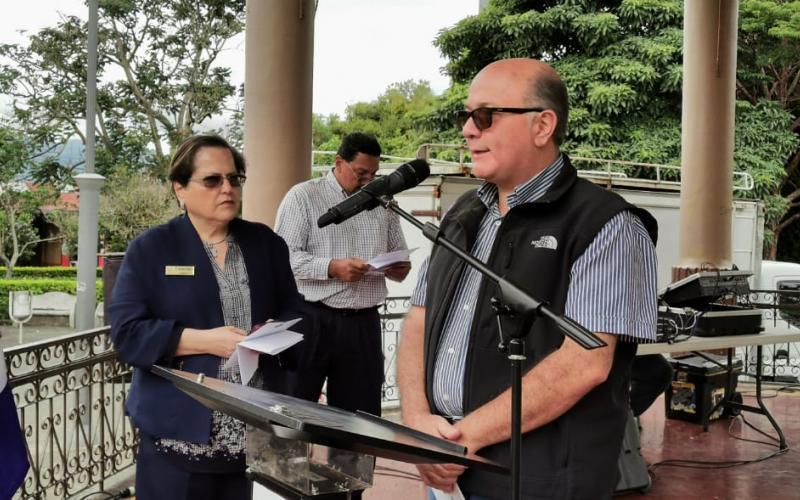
[153,367,507,499]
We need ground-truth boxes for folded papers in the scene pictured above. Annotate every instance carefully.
[223,318,303,385]
[366,248,417,275]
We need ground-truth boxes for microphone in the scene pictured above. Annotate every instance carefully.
[317,159,430,228]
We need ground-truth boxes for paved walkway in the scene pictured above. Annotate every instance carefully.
[0,324,76,351]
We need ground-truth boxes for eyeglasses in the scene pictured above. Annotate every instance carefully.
[347,163,376,182]
[188,173,247,189]
[455,107,546,131]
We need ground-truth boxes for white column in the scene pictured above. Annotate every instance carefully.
[676,0,739,276]
[242,0,316,227]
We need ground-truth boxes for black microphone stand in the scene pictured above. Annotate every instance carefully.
[376,196,606,500]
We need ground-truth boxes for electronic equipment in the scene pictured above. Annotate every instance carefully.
[658,270,752,309]
[692,304,763,337]
[656,305,697,342]
[665,353,743,424]
[657,304,762,339]
[657,270,762,337]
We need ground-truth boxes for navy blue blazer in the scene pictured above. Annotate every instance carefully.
[110,215,304,443]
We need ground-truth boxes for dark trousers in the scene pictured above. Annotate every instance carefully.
[136,435,252,500]
[285,301,384,416]
[630,354,674,416]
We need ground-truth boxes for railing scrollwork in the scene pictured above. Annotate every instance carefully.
[1,296,412,498]
[735,290,800,381]
[379,296,411,406]
[4,327,137,500]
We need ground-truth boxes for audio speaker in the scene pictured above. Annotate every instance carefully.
[614,409,651,495]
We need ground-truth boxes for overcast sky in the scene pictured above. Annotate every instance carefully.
[0,0,478,117]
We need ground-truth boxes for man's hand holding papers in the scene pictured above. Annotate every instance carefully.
[366,248,416,280]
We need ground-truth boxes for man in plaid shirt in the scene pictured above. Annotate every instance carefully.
[275,132,411,417]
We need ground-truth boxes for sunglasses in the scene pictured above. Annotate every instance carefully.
[455,107,546,131]
[188,173,247,188]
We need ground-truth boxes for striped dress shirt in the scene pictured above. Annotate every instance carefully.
[275,170,407,309]
[411,155,658,417]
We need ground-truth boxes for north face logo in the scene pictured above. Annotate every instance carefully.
[531,235,558,250]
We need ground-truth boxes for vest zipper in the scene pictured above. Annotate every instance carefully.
[504,241,514,269]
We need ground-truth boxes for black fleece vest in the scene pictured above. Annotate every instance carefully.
[423,157,657,499]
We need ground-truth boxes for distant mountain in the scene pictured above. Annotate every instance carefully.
[18,139,85,181]
[57,139,85,170]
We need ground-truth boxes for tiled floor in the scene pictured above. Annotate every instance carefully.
[625,382,799,500]
[366,382,799,499]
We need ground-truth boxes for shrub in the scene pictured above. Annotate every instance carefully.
[10,267,103,279]
[0,279,103,323]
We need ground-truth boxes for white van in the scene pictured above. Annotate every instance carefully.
[756,260,800,331]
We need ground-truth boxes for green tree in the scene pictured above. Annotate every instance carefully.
[434,0,685,162]
[99,173,181,251]
[431,0,800,259]
[0,124,61,278]
[737,0,800,259]
[51,172,181,254]
[314,80,457,159]
[0,0,245,179]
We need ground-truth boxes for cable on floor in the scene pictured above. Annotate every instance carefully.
[647,414,789,472]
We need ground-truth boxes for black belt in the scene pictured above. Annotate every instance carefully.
[307,301,379,317]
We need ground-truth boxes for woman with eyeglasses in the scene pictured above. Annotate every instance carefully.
[110,134,304,500]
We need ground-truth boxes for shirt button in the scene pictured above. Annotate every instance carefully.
[443,394,450,401]
[463,304,470,311]
[494,220,501,227]
[447,347,455,354]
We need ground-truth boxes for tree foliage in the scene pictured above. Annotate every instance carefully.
[311,80,463,162]
[50,172,181,255]
[429,0,800,260]
[736,0,800,259]
[0,0,245,180]
[434,0,685,162]
[305,80,480,171]
[0,124,60,278]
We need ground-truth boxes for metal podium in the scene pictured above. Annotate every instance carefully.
[153,366,507,499]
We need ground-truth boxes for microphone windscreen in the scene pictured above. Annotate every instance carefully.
[394,159,430,190]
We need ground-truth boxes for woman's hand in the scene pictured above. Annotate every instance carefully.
[176,326,247,357]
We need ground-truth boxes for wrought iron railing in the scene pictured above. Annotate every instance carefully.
[2,298,412,498]
[737,290,800,381]
[4,326,137,500]
[379,296,411,407]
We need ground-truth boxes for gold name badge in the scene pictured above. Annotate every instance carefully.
[165,265,195,276]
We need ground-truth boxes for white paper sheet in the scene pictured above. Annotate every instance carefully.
[223,318,304,385]
[430,485,466,500]
[366,247,417,274]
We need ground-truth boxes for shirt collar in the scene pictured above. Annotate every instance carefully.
[325,168,350,197]
[477,154,565,210]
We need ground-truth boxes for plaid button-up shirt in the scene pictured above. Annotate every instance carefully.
[275,170,407,309]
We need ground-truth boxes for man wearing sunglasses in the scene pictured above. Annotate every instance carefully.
[397,59,658,499]
[275,132,411,425]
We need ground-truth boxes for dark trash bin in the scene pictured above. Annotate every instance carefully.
[102,252,126,326]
